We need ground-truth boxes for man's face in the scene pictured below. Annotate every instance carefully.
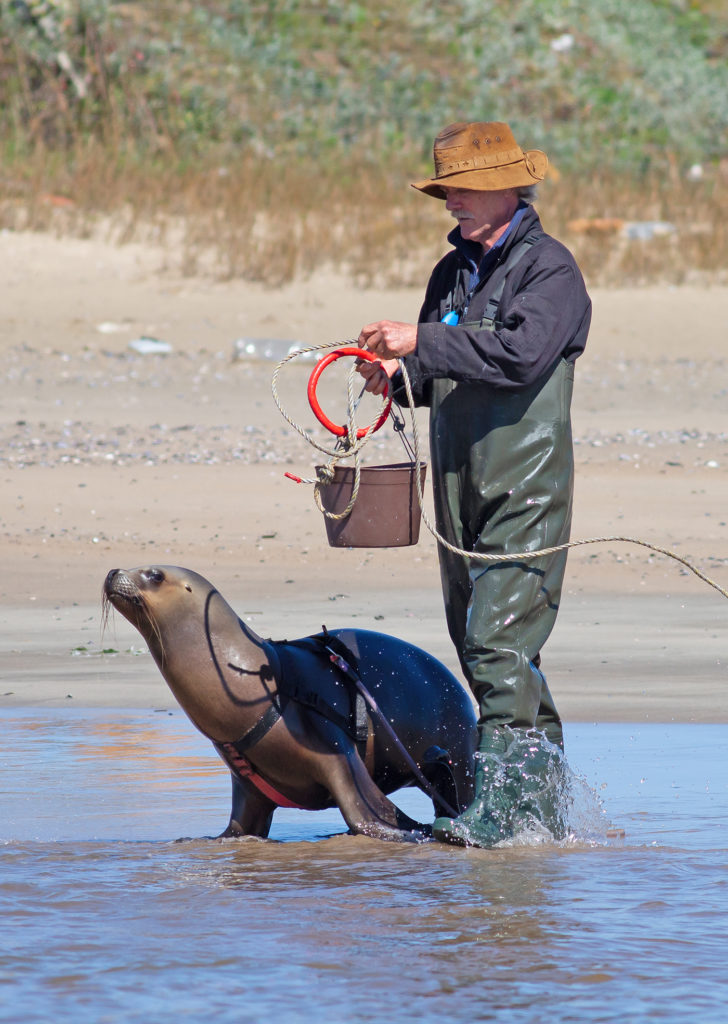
[442,186,519,249]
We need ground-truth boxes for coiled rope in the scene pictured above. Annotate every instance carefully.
[272,340,728,601]
[272,341,391,520]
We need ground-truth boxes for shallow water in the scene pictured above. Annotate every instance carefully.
[1,711,726,1024]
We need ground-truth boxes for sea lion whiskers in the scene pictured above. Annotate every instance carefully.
[137,594,166,663]
[100,590,112,634]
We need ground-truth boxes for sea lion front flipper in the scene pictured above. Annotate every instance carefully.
[219,772,276,839]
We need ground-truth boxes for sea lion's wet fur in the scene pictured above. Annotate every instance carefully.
[104,564,477,842]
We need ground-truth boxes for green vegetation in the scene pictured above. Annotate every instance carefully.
[1,0,726,285]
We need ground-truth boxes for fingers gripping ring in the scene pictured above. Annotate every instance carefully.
[307,347,393,438]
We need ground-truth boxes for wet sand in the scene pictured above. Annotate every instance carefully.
[1,228,726,722]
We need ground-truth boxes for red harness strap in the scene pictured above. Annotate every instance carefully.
[216,740,305,809]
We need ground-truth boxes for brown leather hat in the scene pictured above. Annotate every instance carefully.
[412,121,548,198]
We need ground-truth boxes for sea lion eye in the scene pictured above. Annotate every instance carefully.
[143,568,165,584]
[184,584,192,592]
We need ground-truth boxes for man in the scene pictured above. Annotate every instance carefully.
[356,121,591,847]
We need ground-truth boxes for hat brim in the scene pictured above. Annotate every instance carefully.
[411,149,548,198]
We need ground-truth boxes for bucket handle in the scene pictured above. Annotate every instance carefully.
[307,347,392,438]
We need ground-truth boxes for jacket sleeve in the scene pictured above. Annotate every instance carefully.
[411,253,591,391]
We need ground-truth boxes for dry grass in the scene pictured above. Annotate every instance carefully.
[545,171,728,288]
[1,143,726,290]
[2,0,726,288]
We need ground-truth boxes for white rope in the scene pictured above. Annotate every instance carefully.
[271,341,389,520]
[272,342,728,601]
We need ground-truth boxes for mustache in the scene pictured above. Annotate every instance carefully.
[451,211,474,220]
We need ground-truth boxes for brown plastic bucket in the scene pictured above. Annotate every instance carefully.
[316,462,427,548]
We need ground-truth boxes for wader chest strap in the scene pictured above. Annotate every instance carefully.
[465,234,538,331]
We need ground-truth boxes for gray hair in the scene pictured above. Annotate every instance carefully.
[516,184,539,204]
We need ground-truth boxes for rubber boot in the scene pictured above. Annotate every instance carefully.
[506,729,568,840]
[432,727,567,847]
[432,727,515,847]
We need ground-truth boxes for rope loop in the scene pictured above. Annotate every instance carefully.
[271,340,388,520]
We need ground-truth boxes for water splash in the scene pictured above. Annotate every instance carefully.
[473,729,616,848]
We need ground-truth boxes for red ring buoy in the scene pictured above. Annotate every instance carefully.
[307,347,393,438]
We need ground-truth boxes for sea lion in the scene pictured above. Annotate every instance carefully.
[103,565,477,842]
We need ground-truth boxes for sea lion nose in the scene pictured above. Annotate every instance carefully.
[104,568,120,593]
[104,568,137,599]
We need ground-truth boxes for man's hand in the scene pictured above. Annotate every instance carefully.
[355,320,417,395]
[355,356,399,396]
[357,320,418,359]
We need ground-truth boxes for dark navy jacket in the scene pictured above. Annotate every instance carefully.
[398,203,591,402]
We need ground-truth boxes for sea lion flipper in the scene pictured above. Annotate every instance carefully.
[220,773,276,839]
[322,746,427,842]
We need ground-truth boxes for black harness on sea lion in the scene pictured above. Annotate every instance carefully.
[215,628,370,807]
[271,630,369,747]
[216,626,461,817]
[227,626,367,750]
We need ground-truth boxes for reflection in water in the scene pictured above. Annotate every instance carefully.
[0,710,726,1023]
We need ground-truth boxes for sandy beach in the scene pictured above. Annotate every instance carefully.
[1,228,726,723]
